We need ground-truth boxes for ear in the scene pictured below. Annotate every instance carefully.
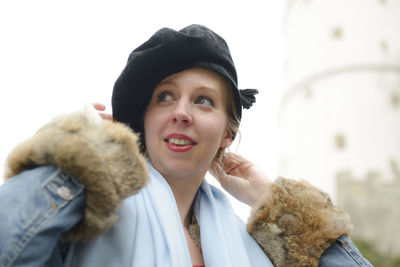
[220,129,233,149]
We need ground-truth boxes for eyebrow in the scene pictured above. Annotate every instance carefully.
[156,80,222,97]
[156,80,173,87]
[195,86,222,99]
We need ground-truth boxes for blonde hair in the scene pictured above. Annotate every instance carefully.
[226,83,241,139]
[215,81,241,160]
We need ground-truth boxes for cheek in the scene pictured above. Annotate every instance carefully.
[144,108,163,129]
[143,109,171,148]
[143,111,159,144]
[201,114,228,141]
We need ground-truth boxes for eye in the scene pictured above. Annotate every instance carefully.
[157,91,173,103]
[196,96,214,107]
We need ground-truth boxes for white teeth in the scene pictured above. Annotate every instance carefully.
[169,138,191,145]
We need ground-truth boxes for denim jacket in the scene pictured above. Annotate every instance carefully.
[0,166,373,267]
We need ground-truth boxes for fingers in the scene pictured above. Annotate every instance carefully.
[225,152,248,164]
[210,160,230,184]
[210,152,252,180]
[92,102,106,111]
[210,153,240,177]
[210,160,233,189]
[223,152,252,175]
[99,113,114,121]
[92,103,114,121]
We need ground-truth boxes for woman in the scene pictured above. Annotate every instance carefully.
[0,25,371,266]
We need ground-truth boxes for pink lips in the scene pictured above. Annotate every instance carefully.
[164,133,196,152]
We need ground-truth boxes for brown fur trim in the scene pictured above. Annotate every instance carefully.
[247,177,353,267]
[4,111,148,242]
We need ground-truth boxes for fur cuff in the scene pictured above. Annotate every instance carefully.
[4,111,148,242]
[247,177,353,267]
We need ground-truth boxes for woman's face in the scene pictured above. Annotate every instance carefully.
[144,68,233,180]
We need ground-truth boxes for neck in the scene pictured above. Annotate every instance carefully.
[164,172,205,227]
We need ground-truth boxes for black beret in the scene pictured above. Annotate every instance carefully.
[112,24,257,134]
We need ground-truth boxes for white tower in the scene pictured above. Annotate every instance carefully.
[279,0,400,256]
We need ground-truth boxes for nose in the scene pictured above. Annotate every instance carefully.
[171,99,192,125]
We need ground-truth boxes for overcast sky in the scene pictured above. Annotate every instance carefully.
[0,0,285,219]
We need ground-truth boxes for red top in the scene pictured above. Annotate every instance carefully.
[193,265,205,267]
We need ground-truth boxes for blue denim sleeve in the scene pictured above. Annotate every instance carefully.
[0,166,85,267]
[319,235,373,266]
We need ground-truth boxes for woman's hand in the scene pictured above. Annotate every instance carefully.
[210,152,272,207]
[92,103,114,121]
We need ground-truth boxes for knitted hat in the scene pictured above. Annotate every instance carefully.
[112,24,257,135]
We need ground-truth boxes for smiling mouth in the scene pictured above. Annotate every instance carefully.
[166,137,194,146]
[164,135,197,152]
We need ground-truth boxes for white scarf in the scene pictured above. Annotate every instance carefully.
[64,161,273,267]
